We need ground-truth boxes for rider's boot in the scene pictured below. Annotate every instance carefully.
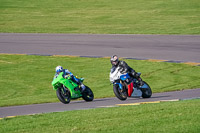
[138,78,144,86]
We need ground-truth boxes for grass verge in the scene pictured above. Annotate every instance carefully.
[0,99,200,133]
[0,54,200,106]
[0,0,200,34]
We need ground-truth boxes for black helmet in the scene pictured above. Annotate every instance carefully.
[110,55,119,66]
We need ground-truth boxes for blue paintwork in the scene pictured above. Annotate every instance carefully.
[120,73,130,81]
[114,72,149,92]
[140,83,148,88]
[115,82,123,90]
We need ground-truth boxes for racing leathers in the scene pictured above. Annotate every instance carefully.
[54,69,86,91]
[110,60,143,85]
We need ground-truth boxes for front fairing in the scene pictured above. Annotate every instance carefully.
[120,73,130,81]
[110,67,123,83]
[114,82,123,90]
[52,72,65,90]
[52,72,82,99]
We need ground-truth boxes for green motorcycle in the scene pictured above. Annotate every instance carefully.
[52,72,94,104]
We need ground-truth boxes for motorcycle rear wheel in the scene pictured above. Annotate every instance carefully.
[56,87,71,104]
[141,81,152,98]
[82,86,94,101]
[113,85,127,100]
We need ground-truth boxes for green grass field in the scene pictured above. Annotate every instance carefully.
[0,0,200,34]
[1,99,199,133]
[1,0,200,132]
[0,54,200,107]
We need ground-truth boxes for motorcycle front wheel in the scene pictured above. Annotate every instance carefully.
[56,87,71,104]
[113,84,127,100]
[82,86,94,102]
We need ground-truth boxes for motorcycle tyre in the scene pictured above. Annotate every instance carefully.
[82,86,94,102]
[56,87,71,104]
[141,81,152,98]
[113,85,127,101]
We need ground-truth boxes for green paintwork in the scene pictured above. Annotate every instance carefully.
[52,72,82,99]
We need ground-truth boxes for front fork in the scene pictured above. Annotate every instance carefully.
[62,85,67,94]
[114,81,134,97]
[115,82,123,90]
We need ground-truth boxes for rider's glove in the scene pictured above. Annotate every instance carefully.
[64,74,70,79]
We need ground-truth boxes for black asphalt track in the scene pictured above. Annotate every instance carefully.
[0,33,200,118]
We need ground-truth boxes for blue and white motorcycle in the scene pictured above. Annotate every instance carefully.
[110,67,152,100]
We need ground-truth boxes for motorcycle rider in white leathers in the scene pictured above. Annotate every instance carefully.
[110,55,143,85]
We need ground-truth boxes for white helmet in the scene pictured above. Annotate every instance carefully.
[56,66,63,73]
